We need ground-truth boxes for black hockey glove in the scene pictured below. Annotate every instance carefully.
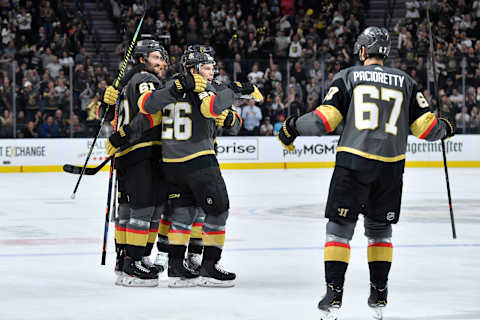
[97,102,115,122]
[278,116,299,151]
[230,81,264,102]
[172,73,207,97]
[438,116,455,139]
[215,109,239,129]
[106,125,131,156]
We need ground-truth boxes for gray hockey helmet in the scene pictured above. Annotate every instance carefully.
[134,39,169,63]
[353,26,391,58]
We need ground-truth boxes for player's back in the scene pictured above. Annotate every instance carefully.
[161,90,216,163]
[335,64,416,168]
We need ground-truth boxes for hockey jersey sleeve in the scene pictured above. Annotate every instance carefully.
[408,87,449,141]
[137,80,180,115]
[198,83,236,119]
[295,74,350,136]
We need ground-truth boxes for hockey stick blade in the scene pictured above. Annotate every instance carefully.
[63,157,111,175]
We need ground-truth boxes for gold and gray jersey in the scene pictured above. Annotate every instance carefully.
[114,71,164,168]
[295,64,449,170]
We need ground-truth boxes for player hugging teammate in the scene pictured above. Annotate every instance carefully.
[101,41,263,288]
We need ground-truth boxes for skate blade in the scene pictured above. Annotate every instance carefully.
[318,307,339,320]
[114,273,125,286]
[121,276,158,287]
[197,276,235,288]
[168,277,198,288]
[370,306,384,320]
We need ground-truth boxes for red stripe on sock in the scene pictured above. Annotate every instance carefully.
[368,242,393,248]
[325,241,350,249]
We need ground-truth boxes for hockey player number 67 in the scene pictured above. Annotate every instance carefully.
[162,102,192,140]
[353,85,403,135]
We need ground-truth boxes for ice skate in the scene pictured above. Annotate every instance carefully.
[114,249,125,276]
[368,283,387,320]
[120,256,159,287]
[184,252,202,273]
[142,256,162,274]
[318,283,343,320]
[154,252,168,274]
[198,260,236,288]
[168,259,199,288]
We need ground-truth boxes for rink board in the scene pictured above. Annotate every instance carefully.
[0,135,479,172]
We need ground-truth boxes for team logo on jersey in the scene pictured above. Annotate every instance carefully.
[386,211,396,221]
[169,193,181,199]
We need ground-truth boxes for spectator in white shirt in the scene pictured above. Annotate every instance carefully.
[241,99,263,135]
[248,63,264,89]
[289,34,303,60]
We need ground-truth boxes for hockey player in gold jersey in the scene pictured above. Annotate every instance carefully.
[278,27,455,319]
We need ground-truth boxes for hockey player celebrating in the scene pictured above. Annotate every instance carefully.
[138,49,262,287]
[102,39,173,287]
[278,27,455,319]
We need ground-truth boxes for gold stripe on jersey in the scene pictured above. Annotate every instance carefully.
[337,146,406,162]
[314,104,343,132]
[163,150,216,163]
[137,91,152,114]
[200,95,218,118]
[410,111,437,138]
[116,141,162,157]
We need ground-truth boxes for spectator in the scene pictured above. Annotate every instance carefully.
[259,116,273,136]
[241,99,262,135]
[0,108,13,137]
[247,63,264,89]
[21,121,39,138]
[216,68,230,85]
[72,114,87,137]
[39,115,60,137]
[55,109,68,137]
[288,34,303,60]
[46,55,62,78]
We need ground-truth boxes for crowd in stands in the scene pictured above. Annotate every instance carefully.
[1,0,479,138]
[394,0,480,133]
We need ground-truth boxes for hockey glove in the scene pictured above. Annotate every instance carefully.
[102,85,119,105]
[231,82,264,102]
[97,102,115,122]
[174,73,207,94]
[438,116,455,139]
[278,116,299,151]
[106,125,130,156]
[215,109,238,128]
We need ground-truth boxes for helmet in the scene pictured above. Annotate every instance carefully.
[180,45,215,66]
[134,39,169,63]
[182,51,216,71]
[353,27,391,59]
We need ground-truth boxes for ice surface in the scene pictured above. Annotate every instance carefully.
[0,168,479,320]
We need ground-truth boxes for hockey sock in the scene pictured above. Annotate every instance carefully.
[146,223,159,255]
[188,222,204,254]
[324,241,351,287]
[203,246,222,263]
[169,244,187,260]
[368,242,392,288]
[168,227,191,246]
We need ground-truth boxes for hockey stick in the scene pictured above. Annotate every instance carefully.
[101,0,148,265]
[426,7,457,239]
[69,62,146,199]
[63,156,111,175]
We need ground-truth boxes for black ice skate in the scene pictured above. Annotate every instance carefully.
[154,252,168,274]
[368,283,388,320]
[198,260,236,288]
[184,252,202,273]
[120,256,159,287]
[318,283,343,320]
[168,258,199,288]
[142,256,163,274]
[114,248,125,276]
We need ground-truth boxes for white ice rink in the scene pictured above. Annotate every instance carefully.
[1,167,479,320]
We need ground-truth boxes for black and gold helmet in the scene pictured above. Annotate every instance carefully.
[353,26,391,59]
